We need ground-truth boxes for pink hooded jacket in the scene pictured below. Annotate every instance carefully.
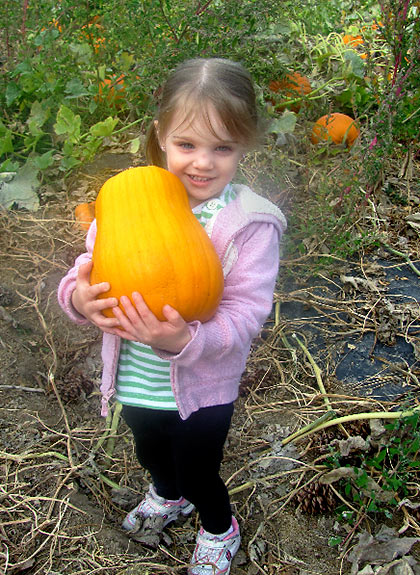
[58,184,286,420]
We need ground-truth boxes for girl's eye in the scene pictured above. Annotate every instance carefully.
[216,145,232,153]
[179,142,194,149]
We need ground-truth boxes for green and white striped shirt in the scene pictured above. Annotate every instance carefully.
[115,184,236,410]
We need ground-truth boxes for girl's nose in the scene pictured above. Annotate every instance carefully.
[193,150,214,170]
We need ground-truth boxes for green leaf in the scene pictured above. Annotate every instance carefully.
[98,65,107,81]
[129,137,140,154]
[54,105,81,143]
[33,150,55,171]
[68,42,93,64]
[408,437,420,453]
[343,50,365,79]
[60,154,81,171]
[1,159,19,172]
[0,162,40,211]
[62,140,74,156]
[28,101,50,137]
[269,110,297,135]
[0,129,14,155]
[117,52,135,72]
[11,59,32,76]
[89,117,119,138]
[5,82,22,106]
[374,449,387,464]
[328,536,342,547]
[355,469,368,488]
[88,99,98,114]
[65,78,89,99]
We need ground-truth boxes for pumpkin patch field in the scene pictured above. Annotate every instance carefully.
[1,1,419,574]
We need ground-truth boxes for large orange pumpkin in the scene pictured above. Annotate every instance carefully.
[90,166,224,322]
[268,72,312,112]
[310,113,360,147]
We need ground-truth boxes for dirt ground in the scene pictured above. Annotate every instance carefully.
[1,151,420,575]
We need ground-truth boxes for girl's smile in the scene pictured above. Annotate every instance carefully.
[160,107,243,208]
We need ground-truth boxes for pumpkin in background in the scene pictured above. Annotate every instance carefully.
[342,34,364,47]
[90,166,224,322]
[98,74,126,104]
[80,15,105,53]
[75,201,96,231]
[311,113,360,147]
[268,72,312,112]
[342,33,367,59]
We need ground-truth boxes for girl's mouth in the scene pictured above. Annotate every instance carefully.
[188,174,214,183]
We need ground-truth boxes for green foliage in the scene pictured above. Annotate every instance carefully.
[1,0,276,177]
[326,413,420,528]
[283,163,381,266]
[0,0,418,226]
[357,0,420,196]
[277,0,380,36]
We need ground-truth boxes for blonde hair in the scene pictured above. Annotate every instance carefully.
[145,58,262,167]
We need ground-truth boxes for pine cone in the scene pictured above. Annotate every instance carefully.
[53,369,94,403]
[312,420,371,457]
[342,420,370,439]
[316,428,340,455]
[295,481,337,514]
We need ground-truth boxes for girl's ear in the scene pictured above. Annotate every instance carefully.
[154,120,166,152]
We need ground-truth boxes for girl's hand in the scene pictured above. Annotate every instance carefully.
[111,292,192,353]
[71,261,120,333]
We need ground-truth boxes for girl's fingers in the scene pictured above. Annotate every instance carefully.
[91,281,112,296]
[162,304,183,324]
[131,292,153,315]
[111,300,140,331]
[78,262,110,295]
[95,296,118,310]
[77,261,93,280]
[107,326,136,340]
[98,318,121,329]
[122,293,159,326]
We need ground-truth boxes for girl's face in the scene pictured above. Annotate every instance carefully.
[159,106,244,208]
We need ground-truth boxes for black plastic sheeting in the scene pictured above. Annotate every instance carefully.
[279,258,420,405]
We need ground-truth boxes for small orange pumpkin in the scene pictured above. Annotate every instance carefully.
[75,201,96,231]
[268,72,312,112]
[311,113,360,147]
[342,34,367,58]
[342,34,364,47]
[90,166,224,322]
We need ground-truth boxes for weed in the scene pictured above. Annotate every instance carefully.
[326,413,420,529]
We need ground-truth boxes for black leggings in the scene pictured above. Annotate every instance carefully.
[122,403,234,534]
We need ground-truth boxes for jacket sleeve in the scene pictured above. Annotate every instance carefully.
[155,221,281,365]
[57,220,97,324]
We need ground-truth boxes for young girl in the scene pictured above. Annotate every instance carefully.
[58,58,286,575]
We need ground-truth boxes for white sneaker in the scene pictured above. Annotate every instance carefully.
[188,517,241,574]
[122,484,194,531]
